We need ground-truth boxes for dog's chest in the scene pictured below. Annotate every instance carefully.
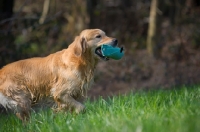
[70,68,94,97]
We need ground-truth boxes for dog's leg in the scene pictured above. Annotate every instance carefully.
[55,95,85,114]
[15,102,31,121]
[16,109,30,121]
[17,96,32,122]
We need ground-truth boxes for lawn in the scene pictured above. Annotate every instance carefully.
[0,86,200,132]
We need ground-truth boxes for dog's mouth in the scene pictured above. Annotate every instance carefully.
[95,46,109,61]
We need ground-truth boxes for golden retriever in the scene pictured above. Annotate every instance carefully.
[0,29,118,121]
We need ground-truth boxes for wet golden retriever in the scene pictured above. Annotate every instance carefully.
[0,29,118,121]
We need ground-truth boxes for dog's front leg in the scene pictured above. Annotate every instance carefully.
[55,94,85,114]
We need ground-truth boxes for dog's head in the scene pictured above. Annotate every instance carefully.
[73,29,118,60]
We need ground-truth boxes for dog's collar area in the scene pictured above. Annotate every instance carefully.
[95,46,109,61]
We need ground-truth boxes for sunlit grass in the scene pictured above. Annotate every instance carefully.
[1,86,200,132]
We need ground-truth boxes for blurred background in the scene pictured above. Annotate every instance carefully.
[0,0,200,98]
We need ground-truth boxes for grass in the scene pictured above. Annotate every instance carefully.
[1,86,200,132]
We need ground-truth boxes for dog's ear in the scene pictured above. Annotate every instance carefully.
[81,37,87,53]
[74,36,87,57]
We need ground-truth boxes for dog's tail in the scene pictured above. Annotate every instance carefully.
[0,92,7,114]
[0,92,18,113]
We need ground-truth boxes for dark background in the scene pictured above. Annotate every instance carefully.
[0,0,200,98]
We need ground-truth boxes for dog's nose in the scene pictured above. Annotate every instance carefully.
[112,39,118,46]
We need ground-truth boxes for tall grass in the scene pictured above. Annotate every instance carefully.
[1,86,200,132]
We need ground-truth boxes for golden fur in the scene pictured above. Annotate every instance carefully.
[0,29,117,121]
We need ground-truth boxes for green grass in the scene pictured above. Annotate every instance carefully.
[1,86,200,132]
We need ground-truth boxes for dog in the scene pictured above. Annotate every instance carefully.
[0,29,118,121]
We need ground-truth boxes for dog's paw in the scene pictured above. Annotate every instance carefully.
[75,104,85,114]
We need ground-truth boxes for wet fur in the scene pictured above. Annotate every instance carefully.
[0,29,115,121]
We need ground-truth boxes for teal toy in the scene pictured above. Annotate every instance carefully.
[101,44,124,60]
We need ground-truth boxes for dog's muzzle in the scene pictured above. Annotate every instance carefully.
[95,39,118,61]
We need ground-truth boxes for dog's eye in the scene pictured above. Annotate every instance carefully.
[95,35,101,38]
